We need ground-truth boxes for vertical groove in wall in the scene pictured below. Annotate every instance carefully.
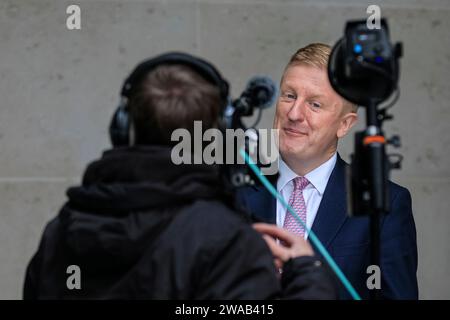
[195,0,201,55]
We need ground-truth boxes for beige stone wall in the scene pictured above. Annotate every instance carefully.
[1,0,449,299]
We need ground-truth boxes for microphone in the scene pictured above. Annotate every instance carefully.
[234,76,277,116]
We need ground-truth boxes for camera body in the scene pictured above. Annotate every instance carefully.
[344,20,393,80]
[329,19,401,107]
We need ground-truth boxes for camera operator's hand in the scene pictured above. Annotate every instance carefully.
[253,223,314,270]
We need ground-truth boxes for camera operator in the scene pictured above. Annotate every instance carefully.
[23,53,336,299]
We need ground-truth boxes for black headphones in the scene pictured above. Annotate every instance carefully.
[109,52,230,147]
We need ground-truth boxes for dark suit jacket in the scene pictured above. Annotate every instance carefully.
[236,155,418,299]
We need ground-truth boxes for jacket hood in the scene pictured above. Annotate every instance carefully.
[60,145,229,268]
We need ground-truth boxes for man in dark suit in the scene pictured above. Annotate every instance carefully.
[239,43,418,299]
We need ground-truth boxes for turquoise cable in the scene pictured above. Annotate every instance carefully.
[239,149,362,300]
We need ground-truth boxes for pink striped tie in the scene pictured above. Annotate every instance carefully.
[283,176,309,237]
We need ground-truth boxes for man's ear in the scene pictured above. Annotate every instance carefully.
[337,111,358,138]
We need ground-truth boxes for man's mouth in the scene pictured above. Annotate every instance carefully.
[283,127,308,137]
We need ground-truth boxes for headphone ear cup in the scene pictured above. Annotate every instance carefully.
[109,104,130,147]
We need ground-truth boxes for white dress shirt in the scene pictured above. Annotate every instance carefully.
[276,153,337,239]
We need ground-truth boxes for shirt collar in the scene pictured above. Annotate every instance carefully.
[277,153,337,196]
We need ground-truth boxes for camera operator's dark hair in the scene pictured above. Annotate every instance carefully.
[128,64,221,145]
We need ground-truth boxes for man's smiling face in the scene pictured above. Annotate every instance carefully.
[273,63,357,173]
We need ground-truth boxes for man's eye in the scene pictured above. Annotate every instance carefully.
[282,93,296,100]
[310,101,321,108]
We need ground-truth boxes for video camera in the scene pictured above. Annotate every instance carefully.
[328,18,403,299]
[328,18,403,216]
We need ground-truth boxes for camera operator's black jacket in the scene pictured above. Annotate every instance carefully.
[23,146,336,299]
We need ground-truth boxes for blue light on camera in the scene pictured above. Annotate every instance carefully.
[353,44,363,54]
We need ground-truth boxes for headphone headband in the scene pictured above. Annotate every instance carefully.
[121,52,229,104]
[110,52,230,147]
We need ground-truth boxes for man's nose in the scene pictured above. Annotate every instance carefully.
[287,99,306,122]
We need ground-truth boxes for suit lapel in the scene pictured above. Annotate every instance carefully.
[310,155,348,248]
[242,156,349,244]
[248,186,276,224]
[242,174,278,224]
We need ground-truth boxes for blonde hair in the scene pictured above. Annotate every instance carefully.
[287,43,331,70]
[285,43,358,113]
